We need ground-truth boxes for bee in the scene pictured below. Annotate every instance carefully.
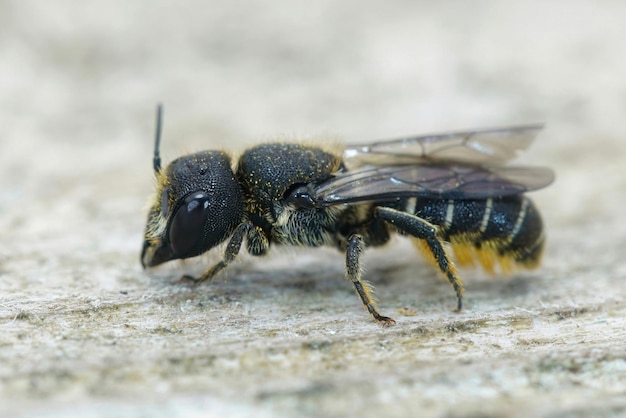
[141,105,554,325]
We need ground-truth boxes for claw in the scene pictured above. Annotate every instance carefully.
[373,313,396,326]
[179,274,201,285]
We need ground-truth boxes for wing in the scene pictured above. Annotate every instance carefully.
[343,124,544,168]
[312,163,555,207]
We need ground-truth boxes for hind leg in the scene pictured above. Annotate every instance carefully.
[374,207,464,310]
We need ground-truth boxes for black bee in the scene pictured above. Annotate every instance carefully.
[141,106,554,324]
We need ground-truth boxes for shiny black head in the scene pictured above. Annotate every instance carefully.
[141,106,244,268]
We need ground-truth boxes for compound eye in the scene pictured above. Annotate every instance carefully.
[169,192,211,257]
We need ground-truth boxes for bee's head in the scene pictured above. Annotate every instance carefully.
[141,106,244,268]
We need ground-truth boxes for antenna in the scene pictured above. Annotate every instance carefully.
[153,103,163,172]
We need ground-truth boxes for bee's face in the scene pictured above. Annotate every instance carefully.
[141,151,244,268]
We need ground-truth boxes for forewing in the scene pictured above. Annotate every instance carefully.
[343,124,544,167]
[313,164,555,206]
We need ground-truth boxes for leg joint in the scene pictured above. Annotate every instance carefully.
[375,207,437,238]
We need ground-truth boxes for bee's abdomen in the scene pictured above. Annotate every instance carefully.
[407,196,545,274]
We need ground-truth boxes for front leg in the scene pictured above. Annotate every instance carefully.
[346,234,396,325]
[375,207,464,311]
[183,222,252,284]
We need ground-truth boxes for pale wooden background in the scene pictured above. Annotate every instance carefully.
[1,1,626,417]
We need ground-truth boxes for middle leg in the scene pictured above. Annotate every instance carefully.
[346,234,396,325]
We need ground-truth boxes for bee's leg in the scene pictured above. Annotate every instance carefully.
[346,234,396,325]
[183,222,252,284]
[246,225,271,256]
[375,207,464,311]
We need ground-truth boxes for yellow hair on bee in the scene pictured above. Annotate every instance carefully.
[410,228,545,281]
[447,235,543,276]
[410,238,463,293]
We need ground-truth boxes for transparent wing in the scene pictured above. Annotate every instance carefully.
[343,124,544,168]
[312,163,555,207]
